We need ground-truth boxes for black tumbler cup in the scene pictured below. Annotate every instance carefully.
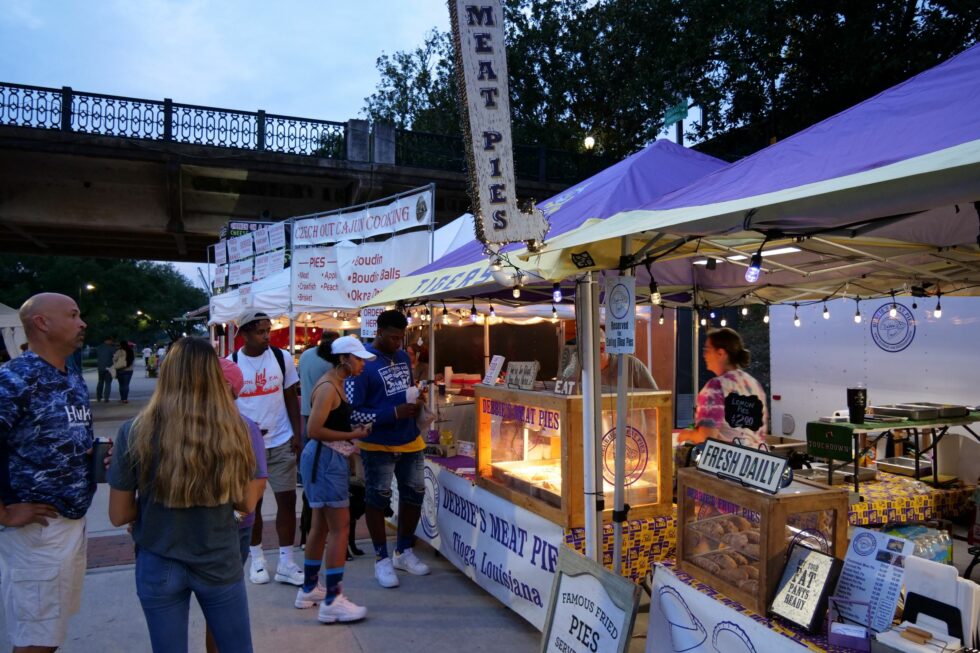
[846,387,867,424]
[91,437,112,483]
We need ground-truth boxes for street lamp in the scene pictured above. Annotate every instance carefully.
[583,135,596,150]
[77,283,95,301]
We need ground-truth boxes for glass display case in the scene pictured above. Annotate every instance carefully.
[475,385,672,528]
[677,467,849,613]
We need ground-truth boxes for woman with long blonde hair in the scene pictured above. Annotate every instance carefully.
[108,337,258,653]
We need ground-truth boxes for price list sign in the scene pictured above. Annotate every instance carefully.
[833,527,912,633]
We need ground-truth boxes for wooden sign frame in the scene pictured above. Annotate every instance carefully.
[540,546,641,653]
[505,360,539,390]
[769,543,844,632]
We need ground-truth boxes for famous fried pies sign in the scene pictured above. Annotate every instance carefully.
[449,1,549,246]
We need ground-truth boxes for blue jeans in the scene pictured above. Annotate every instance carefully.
[96,369,112,400]
[117,370,133,400]
[135,549,253,653]
[361,448,425,509]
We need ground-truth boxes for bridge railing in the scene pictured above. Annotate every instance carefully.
[1,82,612,181]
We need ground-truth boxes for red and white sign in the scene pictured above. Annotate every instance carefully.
[291,231,429,308]
[291,189,433,247]
[214,242,227,265]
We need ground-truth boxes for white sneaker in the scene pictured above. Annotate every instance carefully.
[374,557,400,588]
[317,593,367,623]
[249,557,271,584]
[294,582,327,609]
[275,561,305,586]
[392,548,430,576]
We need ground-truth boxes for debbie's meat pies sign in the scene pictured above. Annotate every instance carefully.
[450,1,549,245]
[696,438,789,494]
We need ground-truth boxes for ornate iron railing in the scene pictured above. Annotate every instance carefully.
[1,81,610,182]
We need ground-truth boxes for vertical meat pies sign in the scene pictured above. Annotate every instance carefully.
[449,1,549,245]
[696,438,789,495]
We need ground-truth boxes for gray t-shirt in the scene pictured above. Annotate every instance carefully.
[298,346,331,417]
[108,421,242,585]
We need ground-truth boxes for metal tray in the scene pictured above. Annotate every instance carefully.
[796,463,877,485]
[876,456,932,477]
[868,404,939,420]
[904,402,970,418]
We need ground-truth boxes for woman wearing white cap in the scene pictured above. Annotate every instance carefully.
[294,336,374,623]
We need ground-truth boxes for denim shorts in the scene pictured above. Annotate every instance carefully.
[300,440,350,508]
[361,448,425,508]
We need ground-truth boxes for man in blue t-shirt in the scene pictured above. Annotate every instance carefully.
[0,293,95,651]
[347,310,431,588]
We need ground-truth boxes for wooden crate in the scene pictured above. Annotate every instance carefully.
[676,467,848,614]
[475,385,672,528]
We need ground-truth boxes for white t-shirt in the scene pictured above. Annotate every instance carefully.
[230,347,300,449]
[142,347,151,358]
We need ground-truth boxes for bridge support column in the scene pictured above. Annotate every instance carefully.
[346,119,370,162]
[372,122,395,165]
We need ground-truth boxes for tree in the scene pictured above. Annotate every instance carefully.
[0,256,208,347]
[362,0,979,160]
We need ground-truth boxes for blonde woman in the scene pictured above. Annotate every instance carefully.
[108,337,258,653]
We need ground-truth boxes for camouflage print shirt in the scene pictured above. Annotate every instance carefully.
[0,351,95,519]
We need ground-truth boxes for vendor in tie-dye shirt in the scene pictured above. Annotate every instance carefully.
[684,328,768,449]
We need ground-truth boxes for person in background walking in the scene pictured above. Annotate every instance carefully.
[95,335,117,402]
[114,340,135,404]
[108,337,258,653]
[296,335,373,622]
[142,344,152,368]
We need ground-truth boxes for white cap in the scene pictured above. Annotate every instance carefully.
[331,335,375,360]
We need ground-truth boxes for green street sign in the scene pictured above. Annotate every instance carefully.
[805,422,854,462]
[663,100,688,127]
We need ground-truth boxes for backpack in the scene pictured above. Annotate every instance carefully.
[233,347,286,379]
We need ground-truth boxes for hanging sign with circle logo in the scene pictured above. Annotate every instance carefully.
[870,302,915,353]
[604,276,636,354]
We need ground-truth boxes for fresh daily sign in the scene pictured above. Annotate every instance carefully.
[449,1,548,245]
[292,188,433,247]
[696,438,788,494]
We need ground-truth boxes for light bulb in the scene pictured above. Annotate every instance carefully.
[934,296,942,318]
[406,315,413,325]
[823,305,829,320]
[709,310,716,319]
[763,311,770,324]
[889,304,897,318]
[658,314,665,326]
[305,313,311,321]
[649,279,661,305]
[490,257,501,272]
[744,251,763,283]
[794,315,801,327]
[720,318,727,327]
[699,316,707,326]
[332,310,338,319]
[512,286,521,299]
[741,306,748,316]
[551,305,558,322]
[854,310,862,324]
[356,314,361,323]
[552,283,563,304]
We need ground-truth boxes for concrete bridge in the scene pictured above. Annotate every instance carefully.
[0,83,609,262]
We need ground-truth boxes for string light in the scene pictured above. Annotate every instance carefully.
[741,306,748,316]
[823,303,829,320]
[442,301,450,325]
[512,286,521,299]
[889,292,898,318]
[470,299,478,322]
[793,303,800,327]
[854,298,862,324]
[763,304,770,324]
[658,306,665,326]
[699,310,707,327]
[332,310,339,319]
[744,244,764,283]
[305,313,312,321]
[356,313,361,323]
[934,293,942,318]
[709,309,716,320]
[489,302,496,323]
[552,283,563,304]
[649,278,662,305]
[490,257,502,272]
[720,317,727,327]
[551,304,558,322]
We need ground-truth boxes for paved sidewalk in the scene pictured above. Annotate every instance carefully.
[0,363,545,652]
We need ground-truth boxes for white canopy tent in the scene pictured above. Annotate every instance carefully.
[0,302,26,360]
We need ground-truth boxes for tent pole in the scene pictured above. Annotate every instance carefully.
[483,314,490,373]
[428,303,437,413]
[578,272,602,561]
[613,236,631,574]
[289,317,296,356]
[692,304,700,424]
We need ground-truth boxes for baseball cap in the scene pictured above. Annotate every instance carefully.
[331,335,376,360]
[235,310,270,329]
[218,357,245,397]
